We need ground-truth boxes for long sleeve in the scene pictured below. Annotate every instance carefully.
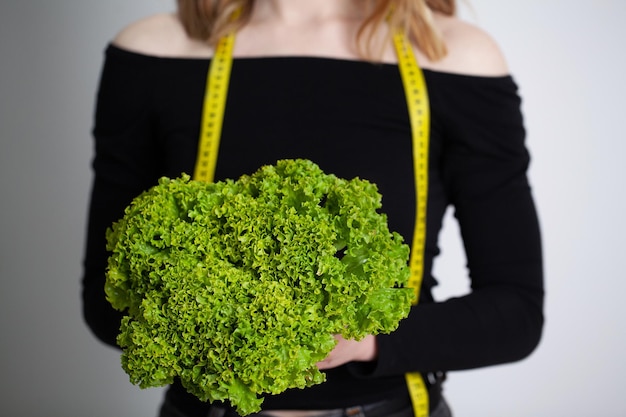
[370,73,544,375]
[81,46,162,348]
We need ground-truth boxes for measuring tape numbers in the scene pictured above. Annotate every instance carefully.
[393,30,431,417]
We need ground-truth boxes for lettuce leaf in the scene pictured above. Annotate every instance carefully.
[105,159,413,415]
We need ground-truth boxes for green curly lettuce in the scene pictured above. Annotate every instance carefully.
[105,159,413,415]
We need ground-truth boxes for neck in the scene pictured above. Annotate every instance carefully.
[250,0,363,25]
[235,0,395,62]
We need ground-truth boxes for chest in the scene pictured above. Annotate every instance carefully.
[152,58,446,243]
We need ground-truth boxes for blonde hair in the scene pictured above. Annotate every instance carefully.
[177,0,456,61]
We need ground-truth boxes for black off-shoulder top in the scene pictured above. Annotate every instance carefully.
[82,45,543,412]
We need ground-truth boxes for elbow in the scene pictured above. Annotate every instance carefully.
[501,289,545,363]
[81,275,123,349]
[515,305,544,361]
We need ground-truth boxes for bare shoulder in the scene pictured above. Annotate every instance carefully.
[112,13,212,58]
[425,13,509,76]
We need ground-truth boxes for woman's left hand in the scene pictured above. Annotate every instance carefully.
[316,334,378,370]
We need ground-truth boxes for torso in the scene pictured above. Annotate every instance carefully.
[92,10,531,408]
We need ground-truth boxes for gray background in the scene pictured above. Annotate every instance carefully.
[1,1,624,416]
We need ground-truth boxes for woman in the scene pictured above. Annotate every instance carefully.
[82,1,544,416]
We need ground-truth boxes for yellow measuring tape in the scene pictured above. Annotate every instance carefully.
[393,31,431,417]
[193,28,431,417]
[192,26,237,182]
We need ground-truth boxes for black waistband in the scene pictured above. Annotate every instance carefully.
[223,394,413,417]
[164,372,445,417]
